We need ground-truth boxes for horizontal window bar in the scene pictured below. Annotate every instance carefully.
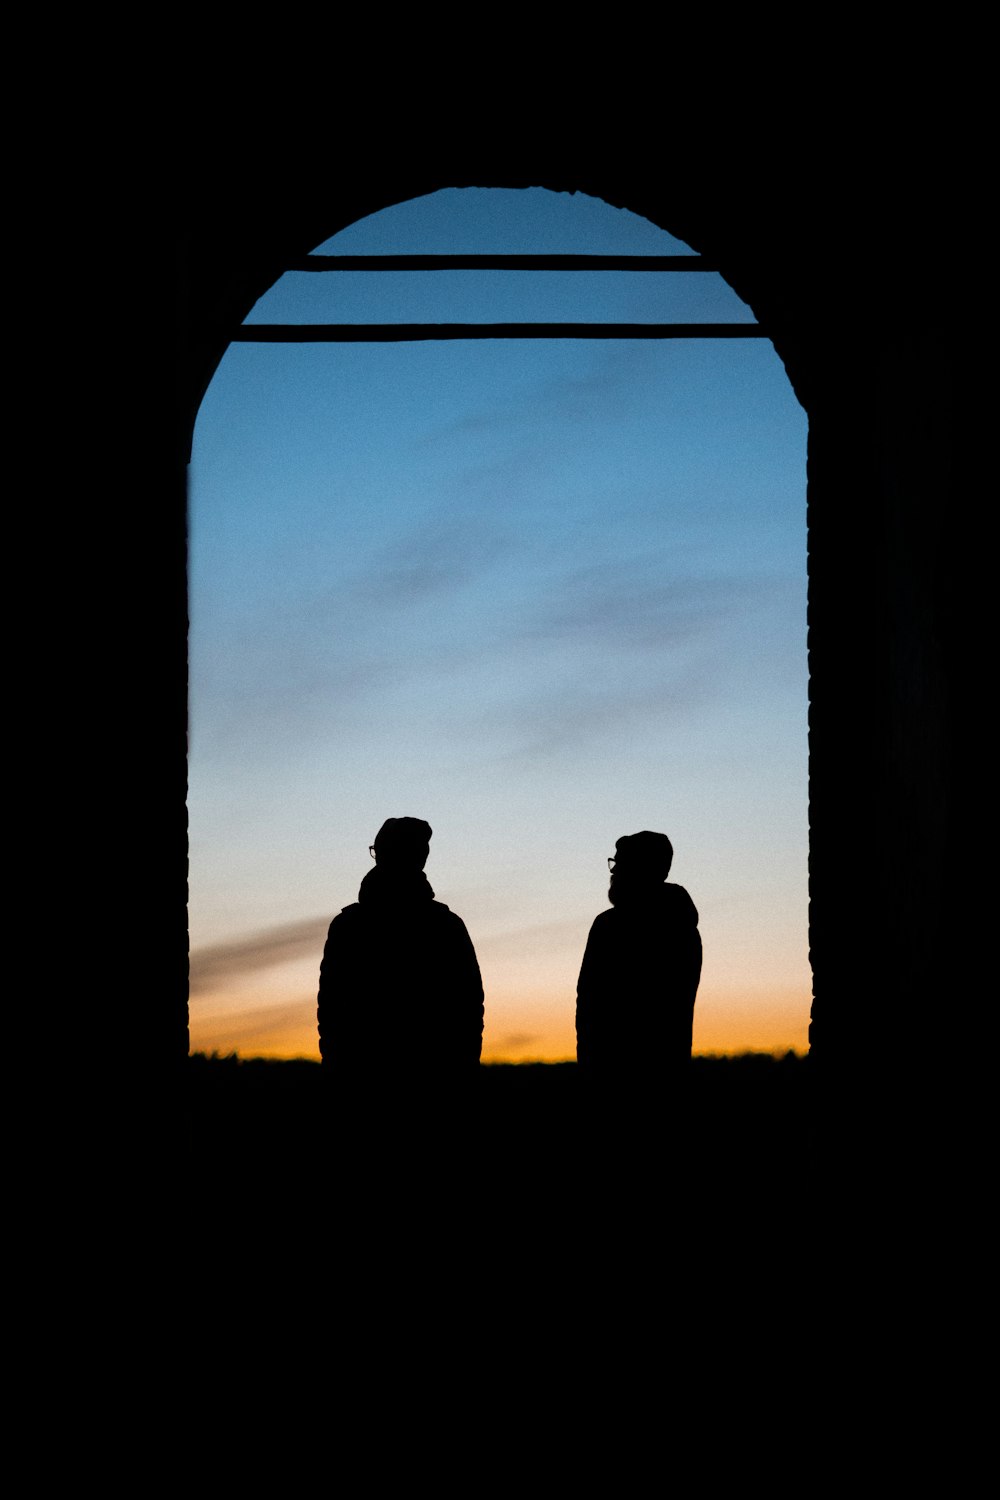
[233,322,766,342]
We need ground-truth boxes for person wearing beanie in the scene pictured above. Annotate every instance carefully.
[317,818,484,1097]
[576,830,702,1087]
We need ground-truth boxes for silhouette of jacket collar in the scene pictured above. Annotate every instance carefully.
[608,880,699,923]
[357,867,436,905]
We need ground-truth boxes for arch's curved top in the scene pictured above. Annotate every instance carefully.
[177,173,811,458]
[163,132,962,1104]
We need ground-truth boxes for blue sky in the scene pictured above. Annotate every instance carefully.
[187,187,810,1060]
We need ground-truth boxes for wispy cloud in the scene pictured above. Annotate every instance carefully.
[490,663,712,762]
[350,514,512,607]
[523,561,768,652]
[421,346,653,446]
[190,996,319,1055]
[454,557,784,759]
[190,917,330,993]
[496,1033,541,1053]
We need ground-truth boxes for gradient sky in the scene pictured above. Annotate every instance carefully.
[187,187,810,1062]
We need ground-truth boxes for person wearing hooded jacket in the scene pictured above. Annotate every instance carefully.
[576,830,702,1081]
[317,817,484,1092]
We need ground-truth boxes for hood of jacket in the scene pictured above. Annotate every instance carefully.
[352,866,437,908]
[608,879,699,925]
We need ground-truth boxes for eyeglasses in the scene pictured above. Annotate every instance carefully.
[369,846,377,859]
[607,857,616,871]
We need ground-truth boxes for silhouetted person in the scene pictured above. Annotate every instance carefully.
[317,818,484,1115]
[576,831,702,1095]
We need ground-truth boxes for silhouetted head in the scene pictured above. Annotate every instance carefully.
[371,816,432,872]
[608,830,673,904]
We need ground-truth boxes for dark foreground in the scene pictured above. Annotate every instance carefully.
[177,1053,904,1349]
[188,1050,813,1155]
[186,1053,819,1239]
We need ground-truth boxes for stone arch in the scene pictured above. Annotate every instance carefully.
[163,155,958,1149]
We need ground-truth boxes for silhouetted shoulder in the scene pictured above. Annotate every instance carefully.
[662,882,699,924]
[427,901,476,934]
[585,882,699,933]
[318,903,364,953]
[328,896,470,930]
[330,901,361,923]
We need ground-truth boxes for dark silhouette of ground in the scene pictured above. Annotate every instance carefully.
[185,1051,815,1238]
[179,1049,833,1426]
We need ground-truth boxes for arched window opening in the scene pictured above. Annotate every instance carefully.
[187,188,809,1065]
